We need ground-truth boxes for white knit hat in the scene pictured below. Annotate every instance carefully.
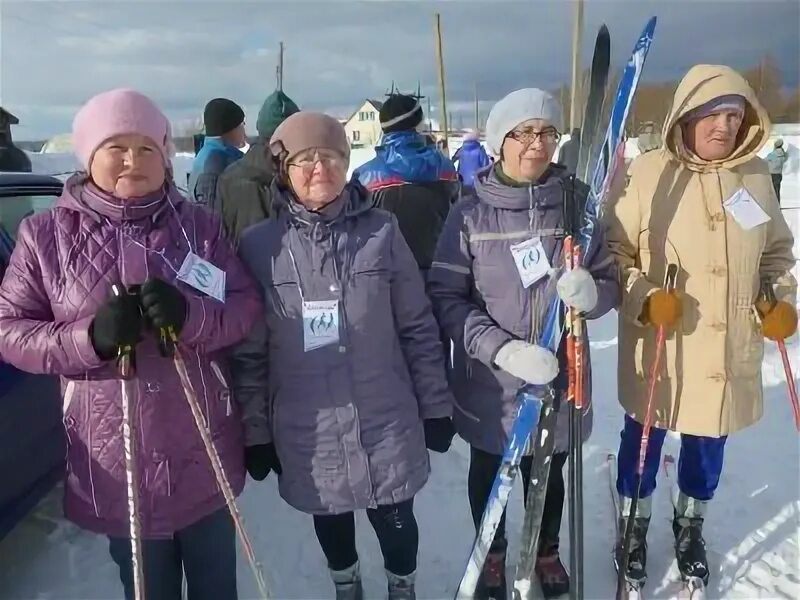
[485,88,563,156]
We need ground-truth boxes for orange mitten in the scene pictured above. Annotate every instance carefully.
[641,290,683,328]
[755,299,798,341]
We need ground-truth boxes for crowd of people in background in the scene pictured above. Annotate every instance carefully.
[0,59,796,600]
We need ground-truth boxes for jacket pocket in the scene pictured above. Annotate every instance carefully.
[210,360,232,417]
[730,301,764,378]
[266,278,300,318]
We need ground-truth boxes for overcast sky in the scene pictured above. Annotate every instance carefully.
[1,0,798,141]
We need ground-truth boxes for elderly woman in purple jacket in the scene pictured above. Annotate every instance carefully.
[427,88,620,599]
[0,89,262,600]
[230,112,455,600]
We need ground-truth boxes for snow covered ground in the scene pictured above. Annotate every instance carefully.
[2,144,798,599]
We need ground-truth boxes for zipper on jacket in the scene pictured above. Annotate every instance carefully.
[528,186,538,345]
[329,230,349,354]
[352,404,377,508]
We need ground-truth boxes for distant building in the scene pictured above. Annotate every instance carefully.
[342,99,384,148]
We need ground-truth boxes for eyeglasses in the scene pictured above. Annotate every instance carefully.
[506,127,561,145]
[287,153,346,175]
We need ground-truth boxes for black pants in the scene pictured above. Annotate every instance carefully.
[772,174,783,203]
[313,499,419,576]
[108,508,236,600]
[468,446,568,551]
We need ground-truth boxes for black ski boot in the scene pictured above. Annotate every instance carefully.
[535,541,570,598]
[615,496,651,588]
[673,494,710,587]
[476,538,507,599]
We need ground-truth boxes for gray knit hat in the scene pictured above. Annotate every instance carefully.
[485,88,562,156]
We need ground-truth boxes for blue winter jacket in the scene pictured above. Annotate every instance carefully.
[354,131,458,269]
[453,140,491,186]
[188,138,244,206]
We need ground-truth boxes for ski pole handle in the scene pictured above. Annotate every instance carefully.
[111,284,136,380]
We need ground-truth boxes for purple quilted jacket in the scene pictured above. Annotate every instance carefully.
[0,174,262,539]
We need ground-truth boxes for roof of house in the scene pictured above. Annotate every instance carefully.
[0,107,20,126]
[344,99,384,124]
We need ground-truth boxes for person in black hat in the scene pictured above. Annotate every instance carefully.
[353,92,458,276]
[188,97,247,205]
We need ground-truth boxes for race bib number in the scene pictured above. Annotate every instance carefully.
[510,237,551,288]
[177,252,226,302]
[302,300,340,352]
[723,188,770,231]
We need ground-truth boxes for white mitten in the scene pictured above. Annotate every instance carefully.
[557,267,598,313]
[493,340,559,385]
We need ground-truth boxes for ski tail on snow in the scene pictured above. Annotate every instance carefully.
[455,388,545,600]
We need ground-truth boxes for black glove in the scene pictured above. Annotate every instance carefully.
[245,443,282,481]
[140,278,188,334]
[90,293,143,360]
[423,417,455,453]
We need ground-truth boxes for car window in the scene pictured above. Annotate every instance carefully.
[0,194,58,241]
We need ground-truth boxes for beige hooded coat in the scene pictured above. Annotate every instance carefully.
[605,65,797,437]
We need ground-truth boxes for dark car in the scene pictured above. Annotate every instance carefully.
[0,172,64,541]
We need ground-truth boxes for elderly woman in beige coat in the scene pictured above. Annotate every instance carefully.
[605,64,797,593]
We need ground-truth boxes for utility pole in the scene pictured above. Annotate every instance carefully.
[474,82,480,131]
[569,0,585,131]
[434,13,449,155]
[276,41,284,91]
[427,95,433,132]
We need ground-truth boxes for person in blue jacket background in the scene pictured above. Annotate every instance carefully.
[452,129,491,189]
[188,97,247,205]
[354,93,458,276]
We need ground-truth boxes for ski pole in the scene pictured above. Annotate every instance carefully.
[570,243,585,600]
[757,282,800,431]
[112,284,145,600]
[616,263,678,599]
[777,341,800,430]
[161,326,270,599]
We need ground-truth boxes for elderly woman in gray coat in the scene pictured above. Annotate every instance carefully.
[428,89,620,599]
[230,112,455,600]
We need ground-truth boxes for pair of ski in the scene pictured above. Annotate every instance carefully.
[455,16,658,600]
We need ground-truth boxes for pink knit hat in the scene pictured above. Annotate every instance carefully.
[71,88,173,170]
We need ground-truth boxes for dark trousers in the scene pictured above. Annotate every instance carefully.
[313,499,419,576]
[616,414,727,501]
[771,174,783,203]
[108,508,236,600]
[468,446,568,551]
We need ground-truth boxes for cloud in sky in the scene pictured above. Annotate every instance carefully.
[2,0,798,140]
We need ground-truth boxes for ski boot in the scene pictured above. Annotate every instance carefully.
[475,538,507,599]
[673,493,710,589]
[330,561,364,600]
[615,496,652,591]
[387,570,416,600]
[535,541,569,599]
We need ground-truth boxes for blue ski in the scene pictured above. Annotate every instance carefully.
[455,387,546,599]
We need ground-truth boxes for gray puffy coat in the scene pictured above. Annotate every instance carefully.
[231,180,453,514]
[428,165,620,455]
